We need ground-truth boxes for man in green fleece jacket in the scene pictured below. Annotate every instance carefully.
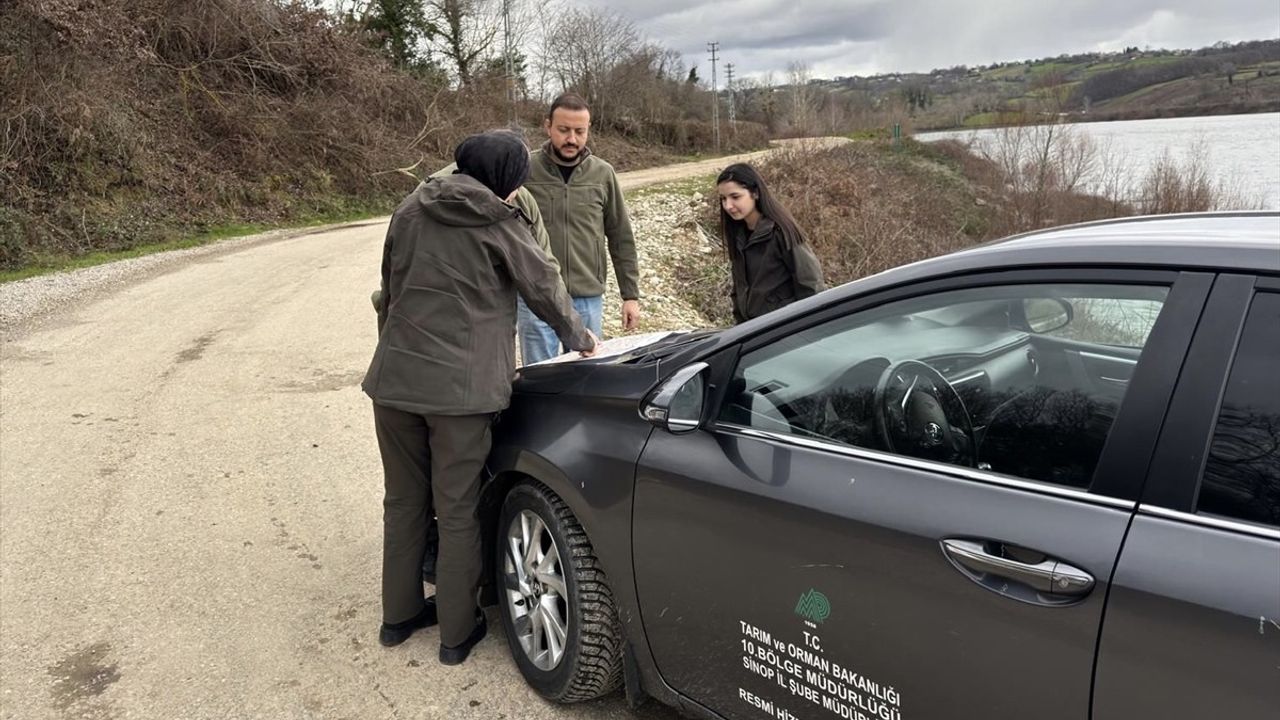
[518,93,643,364]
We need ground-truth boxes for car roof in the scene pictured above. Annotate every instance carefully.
[719,212,1280,341]
[850,211,1280,294]
[959,211,1280,272]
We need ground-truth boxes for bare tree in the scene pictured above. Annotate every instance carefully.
[787,61,816,136]
[424,0,501,86]
[606,43,686,127]
[536,6,640,123]
[737,72,781,132]
[329,0,372,17]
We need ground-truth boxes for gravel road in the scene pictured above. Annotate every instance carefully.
[0,141,843,720]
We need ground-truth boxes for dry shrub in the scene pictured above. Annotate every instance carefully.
[630,119,770,155]
[757,141,988,286]
[2,0,454,267]
[936,122,1259,238]
[690,138,992,322]
[967,123,1124,234]
[1135,143,1264,214]
[581,134,677,173]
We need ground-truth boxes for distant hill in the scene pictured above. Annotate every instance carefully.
[818,39,1280,130]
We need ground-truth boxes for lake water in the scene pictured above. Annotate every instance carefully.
[918,113,1280,209]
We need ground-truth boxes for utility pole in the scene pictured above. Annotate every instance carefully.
[503,0,516,124]
[725,62,737,135]
[707,41,720,152]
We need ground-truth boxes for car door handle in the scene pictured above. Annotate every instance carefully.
[941,539,1095,597]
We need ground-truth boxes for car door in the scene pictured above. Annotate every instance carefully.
[631,270,1212,720]
[1093,275,1280,720]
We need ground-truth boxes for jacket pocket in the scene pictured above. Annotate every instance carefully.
[764,292,796,311]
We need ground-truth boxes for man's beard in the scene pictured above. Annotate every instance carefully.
[552,144,581,163]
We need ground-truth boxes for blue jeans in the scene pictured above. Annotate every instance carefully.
[517,295,603,365]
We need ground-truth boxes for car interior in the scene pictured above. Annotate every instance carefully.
[719,286,1169,488]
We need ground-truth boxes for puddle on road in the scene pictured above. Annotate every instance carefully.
[175,331,219,364]
[47,641,121,716]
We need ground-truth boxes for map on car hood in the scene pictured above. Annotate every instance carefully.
[532,331,676,365]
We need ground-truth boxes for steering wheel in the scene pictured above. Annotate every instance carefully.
[873,360,976,467]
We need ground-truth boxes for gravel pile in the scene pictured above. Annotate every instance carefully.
[600,188,721,338]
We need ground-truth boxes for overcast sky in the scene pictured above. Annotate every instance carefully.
[580,0,1280,80]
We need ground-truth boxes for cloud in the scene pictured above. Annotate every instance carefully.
[578,0,1280,78]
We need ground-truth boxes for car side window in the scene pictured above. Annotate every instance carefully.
[717,283,1170,489]
[1040,296,1164,347]
[1198,291,1280,527]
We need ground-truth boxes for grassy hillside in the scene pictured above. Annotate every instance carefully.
[819,39,1280,130]
[0,1,439,271]
[0,0,764,274]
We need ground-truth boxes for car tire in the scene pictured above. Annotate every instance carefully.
[495,481,623,702]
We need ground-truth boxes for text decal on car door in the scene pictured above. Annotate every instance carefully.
[738,611,903,719]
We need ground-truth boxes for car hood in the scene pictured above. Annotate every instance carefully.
[512,329,722,398]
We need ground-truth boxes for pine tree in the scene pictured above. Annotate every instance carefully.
[357,0,435,71]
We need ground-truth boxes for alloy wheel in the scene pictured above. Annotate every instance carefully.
[502,509,570,670]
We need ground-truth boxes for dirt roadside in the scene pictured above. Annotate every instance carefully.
[0,140,842,720]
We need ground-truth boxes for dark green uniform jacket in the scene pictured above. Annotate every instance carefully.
[432,163,560,274]
[729,217,826,323]
[371,166,562,331]
[525,146,641,300]
[362,174,592,415]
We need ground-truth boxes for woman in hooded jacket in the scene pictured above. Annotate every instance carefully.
[362,130,596,665]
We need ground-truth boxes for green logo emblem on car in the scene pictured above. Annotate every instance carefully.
[794,589,831,624]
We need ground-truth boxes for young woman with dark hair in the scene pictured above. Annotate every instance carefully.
[716,163,826,323]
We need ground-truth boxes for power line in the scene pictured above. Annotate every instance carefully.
[707,42,720,152]
[725,62,737,134]
[503,0,516,124]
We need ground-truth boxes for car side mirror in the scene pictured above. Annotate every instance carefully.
[640,362,709,434]
[1022,298,1073,333]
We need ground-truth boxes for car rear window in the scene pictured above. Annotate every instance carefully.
[1198,291,1280,528]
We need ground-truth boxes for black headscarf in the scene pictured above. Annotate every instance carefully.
[453,130,530,200]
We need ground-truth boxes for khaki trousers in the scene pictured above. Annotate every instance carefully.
[373,403,491,647]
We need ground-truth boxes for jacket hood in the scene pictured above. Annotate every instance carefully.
[416,174,519,227]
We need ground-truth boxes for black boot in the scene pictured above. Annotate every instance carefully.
[379,597,438,647]
[438,612,487,665]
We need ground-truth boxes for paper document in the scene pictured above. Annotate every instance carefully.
[532,331,676,365]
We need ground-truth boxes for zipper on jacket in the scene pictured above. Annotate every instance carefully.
[563,182,570,293]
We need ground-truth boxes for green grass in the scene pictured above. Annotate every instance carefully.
[0,206,385,284]
[1239,61,1280,77]
[1127,55,1185,69]
[984,64,1028,80]
[1094,77,1186,107]
[1083,61,1126,75]
[1028,80,1082,98]
[1027,61,1088,79]
[629,172,721,200]
[846,128,890,141]
[963,112,1002,127]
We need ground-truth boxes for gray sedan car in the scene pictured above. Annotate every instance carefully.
[479,212,1280,719]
